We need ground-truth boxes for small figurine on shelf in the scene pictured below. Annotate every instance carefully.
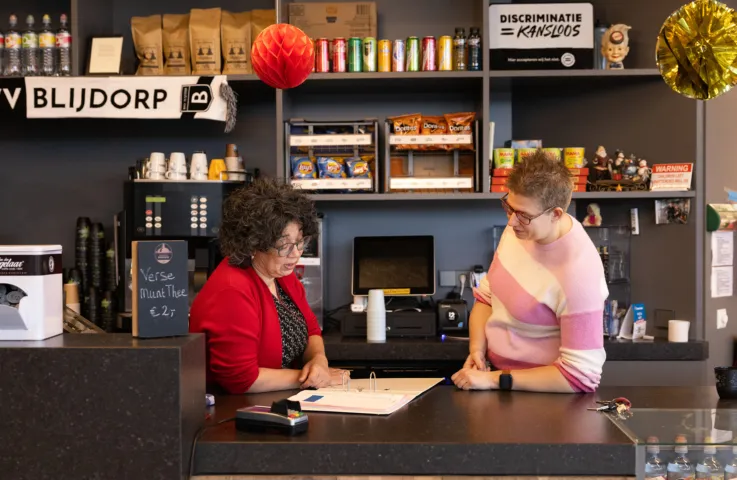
[601,24,632,69]
[592,146,612,182]
[635,159,651,184]
[611,150,625,180]
[623,154,638,179]
[583,203,603,227]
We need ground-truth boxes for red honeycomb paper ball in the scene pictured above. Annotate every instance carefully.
[251,23,314,90]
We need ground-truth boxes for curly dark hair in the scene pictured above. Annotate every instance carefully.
[219,177,319,267]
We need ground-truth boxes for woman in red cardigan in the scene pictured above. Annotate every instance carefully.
[190,178,344,394]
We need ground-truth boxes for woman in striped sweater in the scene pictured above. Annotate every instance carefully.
[451,150,608,393]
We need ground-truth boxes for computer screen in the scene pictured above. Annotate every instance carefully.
[351,235,435,296]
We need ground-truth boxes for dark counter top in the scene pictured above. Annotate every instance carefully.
[0,332,199,349]
[193,386,724,477]
[322,331,709,362]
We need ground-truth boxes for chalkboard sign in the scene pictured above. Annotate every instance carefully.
[131,240,189,338]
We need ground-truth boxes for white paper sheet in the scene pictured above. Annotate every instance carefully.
[712,231,734,267]
[711,266,734,298]
[289,378,444,416]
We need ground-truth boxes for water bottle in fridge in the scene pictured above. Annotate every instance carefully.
[39,14,56,76]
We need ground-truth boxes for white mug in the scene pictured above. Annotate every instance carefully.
[668,320,690,343]
[146,169,165,180]
[169,152,187,173]
[148,152,166,173]
[190,152,209,180]
[165,170,187,181]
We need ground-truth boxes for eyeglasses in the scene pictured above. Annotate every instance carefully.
[273,237,310,257]
[500,193,553,226]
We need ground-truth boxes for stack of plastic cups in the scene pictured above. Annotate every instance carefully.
[366,289,386,343]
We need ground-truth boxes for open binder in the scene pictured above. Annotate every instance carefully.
[288,373,444,416]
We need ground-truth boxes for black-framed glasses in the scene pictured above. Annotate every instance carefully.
[500,193,553,226]
[273,237,310,257]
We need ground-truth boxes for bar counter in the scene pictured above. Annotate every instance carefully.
[193,386,729,478]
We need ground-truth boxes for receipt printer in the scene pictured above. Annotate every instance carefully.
[236,399,309,435]
[437,299,469,333]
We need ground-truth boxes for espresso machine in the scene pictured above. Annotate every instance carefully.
[115,179,249,318]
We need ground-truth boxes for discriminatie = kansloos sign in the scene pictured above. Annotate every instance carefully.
[0,75,230,122]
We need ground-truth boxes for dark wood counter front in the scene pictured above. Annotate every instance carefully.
[193,386,726,477]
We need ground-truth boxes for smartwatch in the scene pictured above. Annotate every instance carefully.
[499,370,513,391]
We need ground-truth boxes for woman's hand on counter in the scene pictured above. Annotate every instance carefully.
[463,351,490,371]
[451,368,498,390]
[329,368,350,386]
[299,354,331,389]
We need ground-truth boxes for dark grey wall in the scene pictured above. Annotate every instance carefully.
[317,201,508,309]
[704,77,737,374]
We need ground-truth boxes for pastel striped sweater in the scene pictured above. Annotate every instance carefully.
[473,216,608,392]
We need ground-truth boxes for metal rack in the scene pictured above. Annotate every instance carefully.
[284,119,380,194]
[383,120,480,194]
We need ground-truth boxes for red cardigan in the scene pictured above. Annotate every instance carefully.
[189,259,322,394]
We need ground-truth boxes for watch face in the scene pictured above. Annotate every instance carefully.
[500,373,512,391]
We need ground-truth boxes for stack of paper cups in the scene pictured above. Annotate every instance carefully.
[366,289,386,343]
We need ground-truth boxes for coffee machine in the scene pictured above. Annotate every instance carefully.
[115,179,249,315]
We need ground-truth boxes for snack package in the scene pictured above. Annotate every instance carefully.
[131,15,164,76]
[291,156,317,178]
[189,7,222,75]
[420,115,449,151]
[163,14,191,75]
[444,112,476,151]
[388,113,421,150]
[317,157,346,178]
[346,156,373,178]
[221,11,252,74]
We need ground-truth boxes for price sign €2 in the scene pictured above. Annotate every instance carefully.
[131,240,190,338]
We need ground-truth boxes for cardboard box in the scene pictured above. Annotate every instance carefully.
[289,2,377,40]
[489,3,594,70]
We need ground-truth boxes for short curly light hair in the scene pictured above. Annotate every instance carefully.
[506,149,573,210]
[219,178,319,267]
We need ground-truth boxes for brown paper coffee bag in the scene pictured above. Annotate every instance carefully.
[189,8,222,75]
[221,11,252,74]
[131,15,164,76]
[251,9,276,42]
[163,14,191,75]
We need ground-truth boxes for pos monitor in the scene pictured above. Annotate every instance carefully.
[351,235,436,297]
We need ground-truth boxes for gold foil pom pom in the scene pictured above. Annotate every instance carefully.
[656,0,737,100]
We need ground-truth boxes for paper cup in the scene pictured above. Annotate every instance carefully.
[668,320,690,343]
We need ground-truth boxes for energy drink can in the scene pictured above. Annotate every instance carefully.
[392,39,405,72]
[378,39,391,72]
[315,38,330,73]
[421,36,437,71]
[406,36,420,72]
[348,37,362,72]
[438,36,453,71]
[362,37,377,72]
[332,38,347,73]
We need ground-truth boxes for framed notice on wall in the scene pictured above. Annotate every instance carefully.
[489,2,594,70]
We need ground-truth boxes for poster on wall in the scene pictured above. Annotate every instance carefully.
[0,75,230,122]
[488,2,594,70]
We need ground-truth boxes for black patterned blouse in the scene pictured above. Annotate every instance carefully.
[273,282,308,368]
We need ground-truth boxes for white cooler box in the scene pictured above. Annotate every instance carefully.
[0,245,63,340]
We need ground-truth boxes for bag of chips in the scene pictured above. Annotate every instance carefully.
[444,112,475,151]
[346,157,372,178]
[291,156,316,179]
[420,115,449,151]
[317,157,346,178]
[388,113,421,150]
